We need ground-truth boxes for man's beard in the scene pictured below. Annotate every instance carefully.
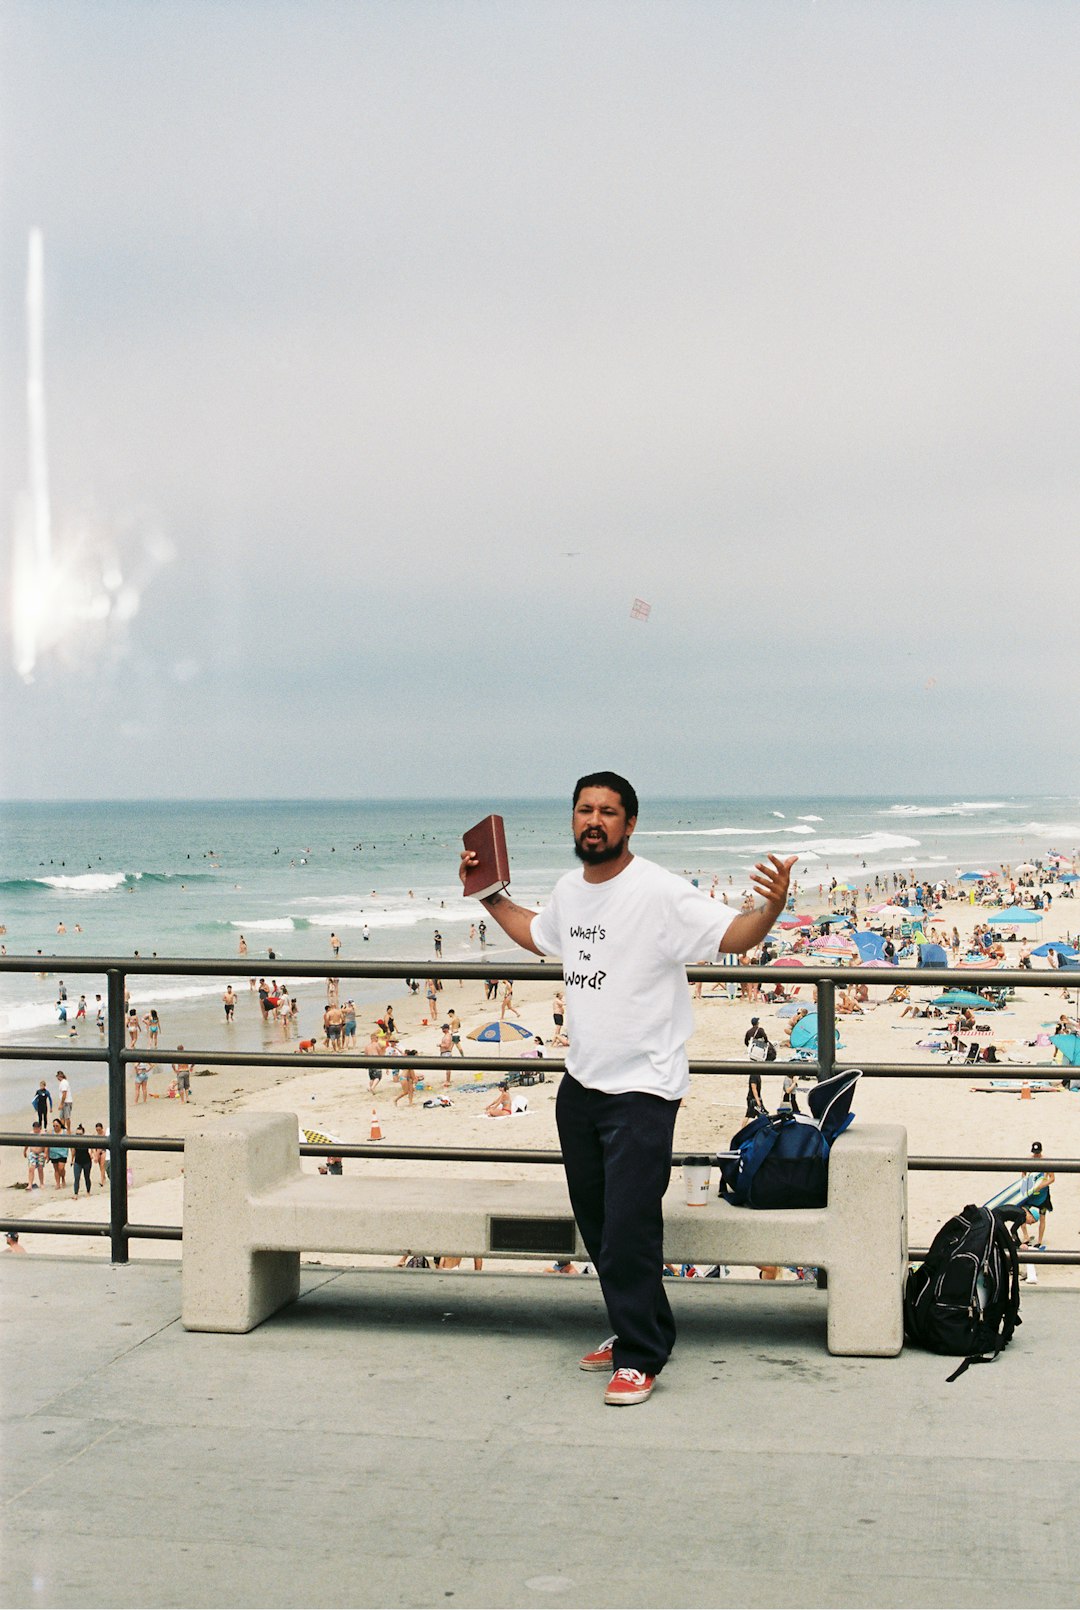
[573,831,627,866]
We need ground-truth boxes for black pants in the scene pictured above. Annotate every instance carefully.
[73,1159,91,1195]
[556,1072,679,1375]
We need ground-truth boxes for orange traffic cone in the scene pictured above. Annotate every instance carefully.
[369,1107,383,1141]
[1020,1081,1032,1100]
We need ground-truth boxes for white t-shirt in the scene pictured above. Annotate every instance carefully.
[529,855,737,1100]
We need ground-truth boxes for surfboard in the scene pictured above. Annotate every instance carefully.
[983,1171,1048,1212]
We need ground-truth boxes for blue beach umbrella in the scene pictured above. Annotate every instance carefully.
[1061,873,1079,884]
[1032,942,1080,959]
[1051,1034,1080,1067]
[931,990,1000,1009]
[852,930,887,962]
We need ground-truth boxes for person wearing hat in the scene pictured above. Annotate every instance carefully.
[1019,1142,1055,1249]
[744,1016,776,1062]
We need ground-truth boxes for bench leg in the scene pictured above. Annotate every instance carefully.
[182,1114,302,1333]
[824,1131,907,1357]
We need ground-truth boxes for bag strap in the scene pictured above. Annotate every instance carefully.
[947,1349,999,1384]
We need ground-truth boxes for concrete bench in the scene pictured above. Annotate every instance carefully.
[181,1113,907,1355]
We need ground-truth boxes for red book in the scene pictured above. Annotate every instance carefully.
[462,814,511,900]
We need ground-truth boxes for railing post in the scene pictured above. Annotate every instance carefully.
[816,977,836,1082]
[107,968,129,1263]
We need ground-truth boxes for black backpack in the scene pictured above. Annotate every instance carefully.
[904,1204,1025,1381]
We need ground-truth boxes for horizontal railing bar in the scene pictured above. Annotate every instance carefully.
[0,954,1070,989]
[1,1043,1069,1085]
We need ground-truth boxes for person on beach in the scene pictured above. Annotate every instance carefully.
[126,1009,140,1048]
[1019,1142,1055,1249]
[330,932,342,958]
[133,1059,151,1102]
[70,1125,93,1197]
[223,985,236,1022]
[49,1120,68,1188]
[238,934,248,956]
[143,1009,161,1050]
[438,1024,455,1083]
[56,1072,73,1131]
[393,1066,418,1107]
[171,1048,193,1104]
[25,1123,46,1189]
[485,1082,513,1117]
[460,770,795,1407]
[363,1030,383,1091]
[552,989,568,1046]
[500,979,520,1020]
[433,930,443,958]
[91,1124,108,1185]
[32,1080,52,1127]
[75,994,87,1021]
[447,1009,465,1056]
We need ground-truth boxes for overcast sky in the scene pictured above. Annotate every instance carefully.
[2,1,1079,801]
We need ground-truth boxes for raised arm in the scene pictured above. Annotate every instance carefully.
[718,855,798,957]
[459,850,542,954]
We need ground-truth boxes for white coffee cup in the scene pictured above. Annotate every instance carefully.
[682,1156,711,1206]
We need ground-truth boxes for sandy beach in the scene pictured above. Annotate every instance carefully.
[5,885,1079,1284]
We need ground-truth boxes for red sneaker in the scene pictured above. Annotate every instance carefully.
[579,1336,616,1372]
[604,1368,655,1405]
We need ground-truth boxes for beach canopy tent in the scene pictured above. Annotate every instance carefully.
[789,1010,842,1054]
[467,1021,535,1043]
[1051,1034,1080,1067]
[853,930,888,962]
[932,990,1000,1009]
[917,943,949,968]
[990,910,1043,926]
[810,936,858,957]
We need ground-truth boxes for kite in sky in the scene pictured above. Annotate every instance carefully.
[630,598,651,622]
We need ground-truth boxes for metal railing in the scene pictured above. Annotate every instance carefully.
[1,955,1077,1267]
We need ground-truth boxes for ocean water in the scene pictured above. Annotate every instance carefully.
[1,793,1078,1049]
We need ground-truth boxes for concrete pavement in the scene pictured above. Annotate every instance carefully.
[2,1258,1078,1609]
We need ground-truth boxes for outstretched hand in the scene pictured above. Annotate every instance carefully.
[749,854,798,913]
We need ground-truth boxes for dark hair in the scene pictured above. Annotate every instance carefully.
[1032,1141,1043,1154]
[572,771,639,819]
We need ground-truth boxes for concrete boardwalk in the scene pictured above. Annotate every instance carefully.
[1,1259,1078,1610]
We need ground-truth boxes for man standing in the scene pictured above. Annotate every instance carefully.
[56,1071,72,1132]
[171,1047,194,1104]
[460,771,795,1406]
